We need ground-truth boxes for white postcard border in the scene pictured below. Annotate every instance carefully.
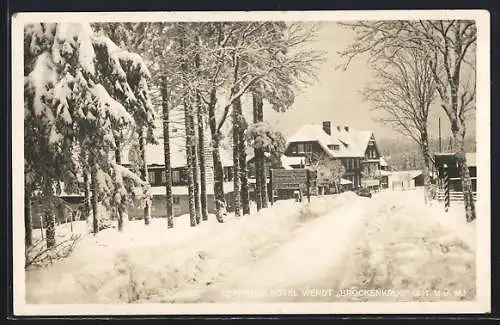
[11,9,491,315]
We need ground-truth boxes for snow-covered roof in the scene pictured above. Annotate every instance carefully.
[340,178,352,185]
[380,170,392,177]
[286,123,375,158]
[280,155,305,167]
[434,152,476,167]
[287,124,340,146]
[389,170,423,180]
[151,182,234,196]
[121,137,233,168]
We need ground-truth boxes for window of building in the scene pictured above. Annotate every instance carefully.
[173,196,180,204]
[161,171,166,183]
[297,143,305,153]
[305,143,313,153]
[172,170,181,183]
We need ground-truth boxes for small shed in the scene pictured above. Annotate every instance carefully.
[340,178,353,191]
[433,152,477,201]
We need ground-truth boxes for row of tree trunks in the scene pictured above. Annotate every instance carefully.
[194,51,209,222]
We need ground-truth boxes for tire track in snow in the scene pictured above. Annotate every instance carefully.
[197,193,394,302]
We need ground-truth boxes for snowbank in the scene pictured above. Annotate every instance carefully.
[26,192,358,304]
[333,189,476,302]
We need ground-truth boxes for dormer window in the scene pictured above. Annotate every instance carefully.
[327,144,340,151]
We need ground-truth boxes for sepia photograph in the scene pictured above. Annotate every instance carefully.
[12,10,490,315]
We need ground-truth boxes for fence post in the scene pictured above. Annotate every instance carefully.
[443,167,450,212]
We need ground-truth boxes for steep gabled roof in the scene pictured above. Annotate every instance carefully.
[286,123,376,158]
[287,124,340,146]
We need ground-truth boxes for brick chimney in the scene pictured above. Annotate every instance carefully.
[322,121,331,135]
[344,126,350,132]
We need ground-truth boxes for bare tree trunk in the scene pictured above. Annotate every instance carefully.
[194,51,209,222]
[44,211,56,249]
[232,96,242,218]
[184,101,197,227]
[25,187,33,247]
[198,103,209,221]
[90,162,99,234]
[208,88,225,223]
[237,98,250,215]
[252,94,262,211]
[191,105,202,225]
[83,168,92,222]
[420,132,432,205]
[260,162,269,208]
[160,74,174,229]
[255,94,268,208]
[115,138,125,232]
[138,127,151,225]
[453,126,476,222]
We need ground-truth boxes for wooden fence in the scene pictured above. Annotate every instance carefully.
[436,190,477,202]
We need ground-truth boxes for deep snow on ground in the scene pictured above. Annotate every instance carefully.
[26,193,358,304]
[25,189,476,304]
[193,194,383,303]
[329,189,476,302]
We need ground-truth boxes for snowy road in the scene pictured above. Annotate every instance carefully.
[189,193,395,303]
[26,189,476,304]
[184,190,475,303]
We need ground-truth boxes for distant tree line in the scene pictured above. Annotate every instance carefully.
[379,136,476,171]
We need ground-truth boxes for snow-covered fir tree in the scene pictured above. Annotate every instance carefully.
[24,23,154,246]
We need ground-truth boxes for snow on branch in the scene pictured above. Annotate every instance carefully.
[89,84,134,126]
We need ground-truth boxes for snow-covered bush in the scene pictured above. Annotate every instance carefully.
[246,121,286,166]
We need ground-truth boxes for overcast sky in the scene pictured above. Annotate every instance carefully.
[260,21,476,143]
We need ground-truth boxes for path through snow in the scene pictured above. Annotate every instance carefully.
[191,194,394,303]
